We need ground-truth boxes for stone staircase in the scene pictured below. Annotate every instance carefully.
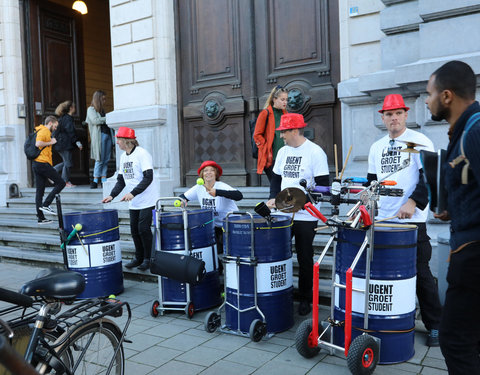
[0,186,336,301]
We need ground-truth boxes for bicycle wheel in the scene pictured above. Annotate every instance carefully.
[53,320,124,375]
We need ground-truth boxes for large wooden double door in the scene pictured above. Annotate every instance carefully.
[176,0,340,186]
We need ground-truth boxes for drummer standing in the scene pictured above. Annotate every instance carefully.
[366,94,442,346]
[426,60,480,374]
[266,113,329,316]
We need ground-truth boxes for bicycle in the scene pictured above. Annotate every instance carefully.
[0,268,131,375]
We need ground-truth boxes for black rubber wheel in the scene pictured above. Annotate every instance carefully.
[186,302,195,319]
[150,300,160,318]
[295,319,320,358]
[204,311,220,333]
[249,319,266,342]
[347,335,379,375]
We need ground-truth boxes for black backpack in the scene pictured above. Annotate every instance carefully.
[24,130,42,160]
[248,109,269,159]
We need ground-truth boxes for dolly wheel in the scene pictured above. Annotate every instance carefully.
[295,319,320,358]
[204,311,220,333]
[347,335,379,375]
[151,300,160,318]
[249,319,266,342]
[186,302,195,319]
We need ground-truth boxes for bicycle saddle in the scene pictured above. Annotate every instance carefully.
[20,268,85,300]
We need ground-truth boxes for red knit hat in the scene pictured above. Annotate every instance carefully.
[197,160,223,177]
[115,127,136,139]
[379,94,410,113]
[276,113,307,131]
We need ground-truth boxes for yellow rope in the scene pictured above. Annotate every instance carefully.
[80,226,119,238]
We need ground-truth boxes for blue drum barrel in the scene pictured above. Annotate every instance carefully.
[224,214,293,333]
[63,209,124,299]
[157,209,221,311]
[333,225,417,364]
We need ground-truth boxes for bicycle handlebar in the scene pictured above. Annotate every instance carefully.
[0,287,33,308]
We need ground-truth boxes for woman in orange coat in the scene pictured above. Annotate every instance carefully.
[253,86,288,182]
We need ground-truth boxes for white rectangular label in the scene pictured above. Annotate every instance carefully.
[335,274,416,316]
[89,241,122,267]
[191,245,217,272]
[226,258,293,293]
[66,245,90,268]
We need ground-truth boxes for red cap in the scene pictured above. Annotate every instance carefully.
[276,113,307,131]
[115,127,136,139]
[197,160,223,177]
[379,94,410,113]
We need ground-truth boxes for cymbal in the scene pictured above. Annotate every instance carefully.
[396,140,426,148]
[275,187,306,213]
[400,147,420,154]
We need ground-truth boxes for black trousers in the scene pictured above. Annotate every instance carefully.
[440,241,480,375]
[415,222,442,331]
[129,207,154,261]
[32,161,66,220]
[292,220,318,301]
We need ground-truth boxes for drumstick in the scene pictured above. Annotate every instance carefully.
[75,232,89,255]
[334,144,339,178]
[375,223,417,229]
[315,225,329,231]
[339,145,353,181]
[375,215,398,224]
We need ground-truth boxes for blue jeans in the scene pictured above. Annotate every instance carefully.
[54,149,73,182]
[93,132,112,178]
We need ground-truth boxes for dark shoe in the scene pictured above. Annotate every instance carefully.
[137,260,151,271]
[38,218,54,225]
[298,300,312,316]
[90,181,98,189]
[427,329,440,347]
[124,259,142,269]
[39,206,57,216]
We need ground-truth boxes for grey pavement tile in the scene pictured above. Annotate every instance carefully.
[267,335,295,347]
[425,346,444,360]
[274,329,296,340]
[184,327,220,339]
[246,340,288,354]
[124,360,156,375]
[201,333,249,352]
[119,291,153,305]
[253,360,311,375]
[168,318,203,329]
[422,356,447,370]
[421,366,448,375]
[155,360,206,375]
[272,347,322,370]
[408,337,429,365]
[198,360,256,375]
[147,322,190,338]
[372,364,419,374]
[158,332,210,351]
[126,332,166,351]
[380,361,423,373]
[128,345,183,367]
[308,360,352,375]
[224,346,277,368]
[176,345,230,367]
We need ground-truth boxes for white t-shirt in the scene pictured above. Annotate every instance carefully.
[367,128,434,222]
[183,181,239,226]
[273,139,329,221]
[118,146,157,209]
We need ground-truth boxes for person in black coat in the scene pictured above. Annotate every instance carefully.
[53,101,82,187]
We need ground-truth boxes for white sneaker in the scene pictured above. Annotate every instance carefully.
[39,206,57,215]
[38,218,54,225]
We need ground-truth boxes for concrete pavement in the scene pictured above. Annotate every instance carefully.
[0,262,447,374]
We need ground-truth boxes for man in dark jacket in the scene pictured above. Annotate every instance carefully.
[426,60,480,375]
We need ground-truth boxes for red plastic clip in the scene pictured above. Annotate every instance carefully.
[359,205,372,226]
[304,202,327,223]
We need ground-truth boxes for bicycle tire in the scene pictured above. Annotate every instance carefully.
[49,320,124,375]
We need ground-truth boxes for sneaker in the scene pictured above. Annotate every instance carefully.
[124,259,143,269]
[65,182,76,188]
[90,181,98,189]
[427,329,440,347]
[39,206,57,215]
[298,300,312,316]
[137,260,151,271]
[38,218,54,225]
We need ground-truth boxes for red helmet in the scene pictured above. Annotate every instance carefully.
[197,160,223,177]
[115,127,136,139]
[276,113,307,131]
[379,94,410,113]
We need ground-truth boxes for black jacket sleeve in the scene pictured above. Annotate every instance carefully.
[366,173,378,186]
[269,172,282,199]
[314,175,330,187]
[110,174,126,199]
[408,169,429,211]
[216,189,243,201]
[130,169,153,197]
[178,193,188,201]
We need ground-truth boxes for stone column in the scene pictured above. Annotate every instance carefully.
[106,0,180,199]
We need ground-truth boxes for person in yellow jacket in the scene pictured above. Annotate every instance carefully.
[253,86,288,182]
[32,115,66,224]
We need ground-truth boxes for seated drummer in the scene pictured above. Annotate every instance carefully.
[366,94,442,347]
[179,161,243,271]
